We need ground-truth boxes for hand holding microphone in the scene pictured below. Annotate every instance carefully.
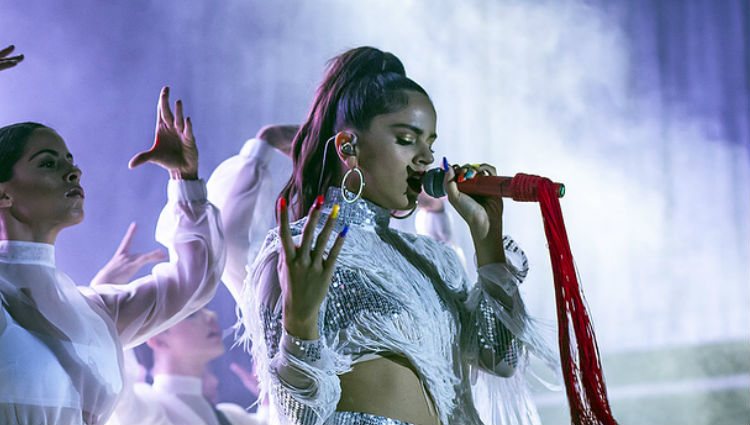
[422,163,565,202]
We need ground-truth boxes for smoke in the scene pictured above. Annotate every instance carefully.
[1,0,747,422]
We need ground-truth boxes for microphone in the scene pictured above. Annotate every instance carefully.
[421,168,565,202]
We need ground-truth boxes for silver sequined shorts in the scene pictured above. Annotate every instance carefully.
[330,411,412,425]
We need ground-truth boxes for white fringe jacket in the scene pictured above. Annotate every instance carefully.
[239,187,554,425]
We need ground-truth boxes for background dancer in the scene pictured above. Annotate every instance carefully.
[0,86,225,425]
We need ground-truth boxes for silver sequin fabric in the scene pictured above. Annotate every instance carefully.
[330,411,412,425]
[246,186,535,425]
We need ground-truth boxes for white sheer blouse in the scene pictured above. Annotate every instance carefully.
[0,179,225,425]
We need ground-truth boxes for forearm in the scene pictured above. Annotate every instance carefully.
[465,236,530,376]
[267,320,341,424]
[471,220,506,267]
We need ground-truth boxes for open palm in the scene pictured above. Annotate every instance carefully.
[129,87,199,179]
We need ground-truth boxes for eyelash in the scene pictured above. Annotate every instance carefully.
[397,138,435,154]
[39,160,55,168]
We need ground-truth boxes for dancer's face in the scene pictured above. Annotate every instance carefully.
[153,309,225,361]
[0,129,84,235]
[348,90,437,211]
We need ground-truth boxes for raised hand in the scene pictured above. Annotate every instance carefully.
[129,87,199,179]
[278,196,347,340]
[441,159,505,266]
[256,124,299,157]
[229,361,260,396]
[0,45,23,72]
[90,222,167,286]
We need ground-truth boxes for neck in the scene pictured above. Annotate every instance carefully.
[0,216,57,244]
[152,354,209,378]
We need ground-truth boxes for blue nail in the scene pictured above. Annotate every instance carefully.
[442,157,449,171]
[339,225,350,238]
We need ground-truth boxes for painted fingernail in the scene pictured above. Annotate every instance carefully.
[457,174,466,183]
[465,169,476,179]
[277,197,287,211]
[442,157,450,172]
[339,225,350,238]
[330,204,340,219]
[314,195,324,209]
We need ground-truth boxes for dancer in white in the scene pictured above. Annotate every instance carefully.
[0,86,225,425]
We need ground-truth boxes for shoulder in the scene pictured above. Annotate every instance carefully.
[391,228,467,289]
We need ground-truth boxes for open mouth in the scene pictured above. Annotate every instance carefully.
[65,186,85,199]
[406,167,424,194]
[207,330,221,339]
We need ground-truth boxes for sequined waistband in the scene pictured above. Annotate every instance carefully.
[330,411,412,425]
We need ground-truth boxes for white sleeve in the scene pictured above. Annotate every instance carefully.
[414,208,453,243]
[244,248,343,425]
[82,179,225,348]
[207,140,292,302]
[460,236,532,377]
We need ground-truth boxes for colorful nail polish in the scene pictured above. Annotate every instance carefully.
[442,157,450,172]
[339,225,350,238]
[457,174,466,183]
[277,197,287,211]
[330,204,340,219]
[465,169,476,179]
[314,195,324,209]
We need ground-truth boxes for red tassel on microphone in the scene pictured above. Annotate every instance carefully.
[513,173,618,425]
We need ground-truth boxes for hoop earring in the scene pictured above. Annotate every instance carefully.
[391,201,418,219]
[341,167,365,203]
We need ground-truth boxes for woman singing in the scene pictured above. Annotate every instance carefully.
[240,47,548,425]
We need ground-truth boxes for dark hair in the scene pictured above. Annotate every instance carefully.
[282,46,431,219]
[0,122,50,182]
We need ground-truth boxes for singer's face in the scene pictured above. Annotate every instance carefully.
[352,90,437,211]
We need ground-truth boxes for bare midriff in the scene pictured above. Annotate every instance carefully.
[336,354,442,425]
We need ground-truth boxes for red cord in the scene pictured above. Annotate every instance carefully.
[512,173,618,425]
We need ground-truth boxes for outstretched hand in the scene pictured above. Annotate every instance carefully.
[278,196,346,339]
[90,222,167,286]
[229,361,260,396]
[129,87,199,179]
[0,45,23,72]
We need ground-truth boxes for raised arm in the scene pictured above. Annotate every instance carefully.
[440,160,527,376]
[206,124,296,300]
[90,222,167,286]
[242,197,347,425]
[80,87,225,348]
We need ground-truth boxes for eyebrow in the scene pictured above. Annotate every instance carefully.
[28,149,74,162]
[390,123,438,140]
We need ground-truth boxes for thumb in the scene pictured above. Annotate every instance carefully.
[136,249,168,268]
[128,150,153,169]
